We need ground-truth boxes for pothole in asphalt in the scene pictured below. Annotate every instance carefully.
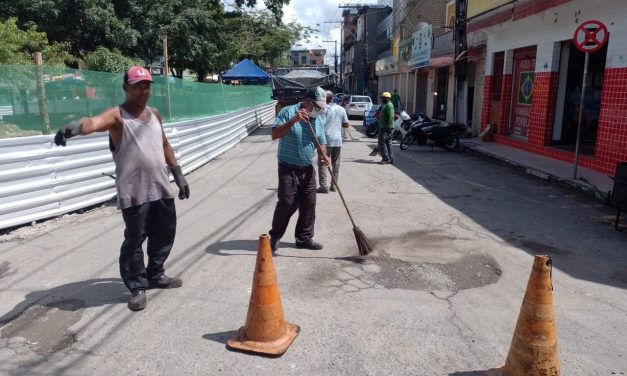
[312,230,502,293]
[0,299,85,355]
[0,261,16,280]
[368,253,502,291]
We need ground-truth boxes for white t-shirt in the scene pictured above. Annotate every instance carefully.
[323,103,349,147]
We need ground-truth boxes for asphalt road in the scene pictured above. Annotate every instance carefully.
[0,119,626,376]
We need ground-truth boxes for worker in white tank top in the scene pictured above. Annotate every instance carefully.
[54,66,190,311]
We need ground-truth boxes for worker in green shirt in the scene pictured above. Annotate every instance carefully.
[377,92,395,164]
[391,89,402,113]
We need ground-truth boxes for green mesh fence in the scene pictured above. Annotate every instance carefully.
[0,65,273,138]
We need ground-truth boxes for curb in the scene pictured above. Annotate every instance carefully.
[461,142,609,203]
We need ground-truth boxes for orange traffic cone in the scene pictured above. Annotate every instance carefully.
[227,234,299,356]
[502,255,560,375]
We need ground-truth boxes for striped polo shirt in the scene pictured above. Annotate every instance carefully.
[273,103,327,166]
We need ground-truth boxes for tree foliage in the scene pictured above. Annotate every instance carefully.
[83,47,144,73]
[0,17,72,66]
[0,0,138,58]
[228,10,314,68]
[0,0,314,79]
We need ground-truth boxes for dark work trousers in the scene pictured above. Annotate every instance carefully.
[378,128,393,161]
[119,198,177,292]
[269,162,317,243]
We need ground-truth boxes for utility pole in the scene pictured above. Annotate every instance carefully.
[162,34,169,77]
[162,34,172,121]
[322,39,338,76]
[324,20,343,91]
[362,6,368,96]
[339,4,387,96]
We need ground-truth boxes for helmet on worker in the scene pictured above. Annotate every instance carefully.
[380,91,391,102]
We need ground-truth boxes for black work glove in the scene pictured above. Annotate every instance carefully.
[170,165,190,199]
[54,120,82,146]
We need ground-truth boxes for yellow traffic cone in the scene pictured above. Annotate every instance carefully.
[502,255,560,375]
[227,234,299,356]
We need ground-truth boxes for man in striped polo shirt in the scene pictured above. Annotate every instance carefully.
[269,87,331,252]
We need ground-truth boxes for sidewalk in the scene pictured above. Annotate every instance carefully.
[462,138,614,201]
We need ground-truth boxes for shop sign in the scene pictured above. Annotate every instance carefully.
[408,24,432,69]
[467,0,510,19]
[398,37,413,68]
[375,56,398,75]
[391,36,400,60]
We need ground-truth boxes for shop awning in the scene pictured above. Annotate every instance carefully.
[455,47,485,62]
[430,55,454,68]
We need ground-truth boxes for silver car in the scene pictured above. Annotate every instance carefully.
[344,95,373,118]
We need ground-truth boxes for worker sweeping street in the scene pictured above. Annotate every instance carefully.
[268,86,330,253]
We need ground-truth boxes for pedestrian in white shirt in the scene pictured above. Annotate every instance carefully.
[317,91,350,193]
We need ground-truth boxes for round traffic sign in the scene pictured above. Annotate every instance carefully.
[574,20,609,53]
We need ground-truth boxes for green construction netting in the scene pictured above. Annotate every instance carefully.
[0,65,273,138]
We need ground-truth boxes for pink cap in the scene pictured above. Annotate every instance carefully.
[125,66,153,84]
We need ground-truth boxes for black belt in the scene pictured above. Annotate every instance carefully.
[279,161,312,171]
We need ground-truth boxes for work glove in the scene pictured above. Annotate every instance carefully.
[54,120,82,146]
[170,165,190,200]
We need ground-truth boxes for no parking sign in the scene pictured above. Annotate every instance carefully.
[572,20,608,178]
[573,20,609,53]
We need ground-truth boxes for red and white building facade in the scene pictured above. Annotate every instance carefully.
[470,0,627,174]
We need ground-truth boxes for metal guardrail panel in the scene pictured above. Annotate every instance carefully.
[0,102,276,230]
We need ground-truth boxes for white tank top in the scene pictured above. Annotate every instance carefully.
[112,106,173,209]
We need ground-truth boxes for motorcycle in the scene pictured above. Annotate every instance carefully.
[365,110,414,141]
[399,114,466,151]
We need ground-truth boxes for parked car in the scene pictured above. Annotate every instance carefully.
[339,94,351,107]
[344,95,373,118]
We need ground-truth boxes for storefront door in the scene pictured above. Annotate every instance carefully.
[489,52,504,128]
[552,41,607,155]
[509,47,537,139]
[433,67,448,120]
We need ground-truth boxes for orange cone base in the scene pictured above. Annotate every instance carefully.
[227,322,299,356]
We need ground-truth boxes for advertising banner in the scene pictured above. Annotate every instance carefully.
[510,52,536,139]
[408,24,432,69]
[398,37,413,68]
[467,0,510,19]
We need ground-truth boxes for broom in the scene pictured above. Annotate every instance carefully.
[305,120,374,256]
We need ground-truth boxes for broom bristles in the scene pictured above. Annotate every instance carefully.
[353,226,374,256]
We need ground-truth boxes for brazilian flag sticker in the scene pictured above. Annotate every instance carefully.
[518,72,534,105]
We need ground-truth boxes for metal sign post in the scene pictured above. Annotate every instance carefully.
[572,52,589,179]
[572,20,608,178]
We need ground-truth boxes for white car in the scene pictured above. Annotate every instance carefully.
[344,95,373,118]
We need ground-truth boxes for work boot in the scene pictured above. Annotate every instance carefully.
[295,239,323,250]
[128,290,146,311]
[329,184,336,192]
[148,274,183,289]
[270,237,280,253]
[316,186,329,194]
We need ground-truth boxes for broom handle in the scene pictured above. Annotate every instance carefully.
[304,120,358,228]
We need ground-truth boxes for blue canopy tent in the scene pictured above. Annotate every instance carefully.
[221,59,269,82]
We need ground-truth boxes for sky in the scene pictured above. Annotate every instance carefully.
[262,0,378,65]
